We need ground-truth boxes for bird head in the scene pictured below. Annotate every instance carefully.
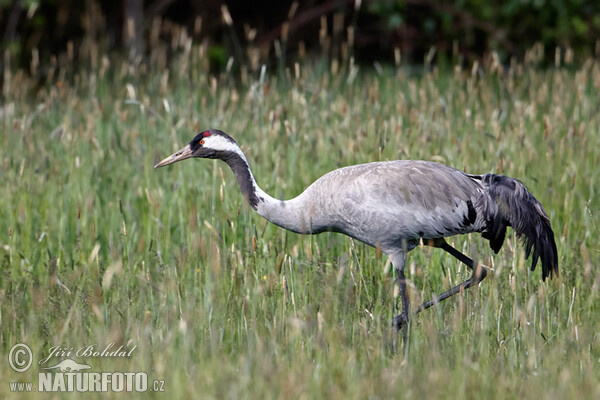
[154,129,241,168]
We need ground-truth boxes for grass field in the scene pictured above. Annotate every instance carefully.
[1,47,599,399]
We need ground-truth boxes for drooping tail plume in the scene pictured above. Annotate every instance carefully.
[480,174,558,280]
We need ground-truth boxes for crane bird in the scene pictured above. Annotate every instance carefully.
[155,129,558,330]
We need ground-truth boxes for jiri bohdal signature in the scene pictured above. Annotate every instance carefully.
[39,343,137,365]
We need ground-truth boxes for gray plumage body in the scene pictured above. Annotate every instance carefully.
[259,160,482,249]
[156,129,558,331]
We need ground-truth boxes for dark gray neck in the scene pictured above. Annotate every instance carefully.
[219,150,324,234]
[221,152,263,209]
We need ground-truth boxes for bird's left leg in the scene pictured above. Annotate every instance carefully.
[389,252,410,332]
[414,239,487,314]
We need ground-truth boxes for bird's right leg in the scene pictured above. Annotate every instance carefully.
[414,239,487,314]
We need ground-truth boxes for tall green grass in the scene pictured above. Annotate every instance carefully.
[1,48,599,398]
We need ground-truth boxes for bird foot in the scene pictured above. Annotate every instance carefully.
[392,313,409,331]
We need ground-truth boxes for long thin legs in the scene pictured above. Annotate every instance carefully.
[389,252,409,332]
[392,239,487,330]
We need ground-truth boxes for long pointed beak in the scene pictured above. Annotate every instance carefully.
[154,144,194,168]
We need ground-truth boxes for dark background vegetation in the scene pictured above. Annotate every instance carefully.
[1,0,599,80]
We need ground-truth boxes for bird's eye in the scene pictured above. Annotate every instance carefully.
[200,140,205,145]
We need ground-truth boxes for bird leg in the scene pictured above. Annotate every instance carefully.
[390,240,487,331]
[392,268,410,330]
[389,253,410,334]
[413,239,487,314]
